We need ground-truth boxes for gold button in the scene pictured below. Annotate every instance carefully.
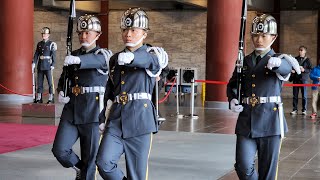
[121,71,125,74]
[96,96,99,100]
[252,93,255,97]
[122,91,127,94]
[273,107,277,111]
[252,74,255,78]
[75,76,79,79]
[144,103,147,107]
[266,72,269,74]
[121,81,125,85]
[252,84,256,88]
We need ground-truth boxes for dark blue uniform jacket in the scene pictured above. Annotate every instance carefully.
[57,46,108,124]
[99,45,160,138]
[227,50,292,138]
[33,40,56,70]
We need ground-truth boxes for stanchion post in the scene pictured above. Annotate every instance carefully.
[202,82,205,107]
[190,78,198,119]
[191,78,194,117]
[156,78,159,117]
[176,70,183,118]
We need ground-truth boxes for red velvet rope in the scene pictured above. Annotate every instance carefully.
[1,79,316,99]
[194,80,320,87]
[159,77,177,104]
[0,83,49,96]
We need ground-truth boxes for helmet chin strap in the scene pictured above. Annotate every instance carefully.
[254,37,277,52]
[81,34,101,48]
[125,35,145,47]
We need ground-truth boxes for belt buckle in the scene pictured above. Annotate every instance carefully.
[119,93,128,105]
[249,97,259,107]
[72,86,81,96]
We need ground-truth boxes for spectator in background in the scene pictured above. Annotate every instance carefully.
[309,59,320,118]
[290,45,312,115]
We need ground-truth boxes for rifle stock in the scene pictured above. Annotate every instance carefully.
[236,0,247,102]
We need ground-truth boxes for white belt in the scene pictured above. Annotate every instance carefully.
[242,96,281,106]
[40,55,51,60]
[71,86,105,96]
[115,93,151,105]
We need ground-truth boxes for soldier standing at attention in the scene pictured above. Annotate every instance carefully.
[227,14,296,180]
[32,27,56,104]
[96,7,167,180]
[52,15,112,180]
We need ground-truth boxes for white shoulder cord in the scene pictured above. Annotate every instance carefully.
[50,42,57,51]
[275,54,301,81]
[94,48,113,75]
[146,47,169,77]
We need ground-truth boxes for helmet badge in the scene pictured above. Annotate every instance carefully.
[125,17,133,27]
[80,21,88,29]
[257,23,264,32]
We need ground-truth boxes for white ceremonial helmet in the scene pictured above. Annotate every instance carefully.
[77,14,101,33]
[251,14,277,35]
[120,7,149,30]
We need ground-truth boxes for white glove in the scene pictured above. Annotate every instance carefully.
[118,52,134,65]
[64,55,81,66]
[230,99,243,113]
[278,54,301,75]
[267,57,282,70]
[50,66,54,70]
[31,63,35,73]
[147,47,169,68]
[99,123,106,134]
[58,91,70,104]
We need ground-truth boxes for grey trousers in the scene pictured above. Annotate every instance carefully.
[234,135,282,180]
[96,132,153,180]
[52,119,100,180]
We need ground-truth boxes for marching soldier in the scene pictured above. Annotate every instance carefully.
[32,27,56,103]
[227,14,297,179]
[96,7,167,180]
[51,15,112,180]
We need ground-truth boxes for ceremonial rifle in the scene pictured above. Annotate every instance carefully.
[63,0,76,96]
[236,0,247,102]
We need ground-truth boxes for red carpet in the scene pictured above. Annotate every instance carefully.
[0,123,57,154]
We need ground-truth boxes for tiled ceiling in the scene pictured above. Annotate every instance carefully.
[38,0,320,12]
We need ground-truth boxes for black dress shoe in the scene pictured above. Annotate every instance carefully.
[47,100,54,104]
[36,99,43,103]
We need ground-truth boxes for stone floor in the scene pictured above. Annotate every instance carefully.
[1,95,320,179]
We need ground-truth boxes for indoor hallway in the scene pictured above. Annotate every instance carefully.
[0,97,320,179]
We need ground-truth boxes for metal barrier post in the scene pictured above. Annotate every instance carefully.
[176,71,183,118]
[190,78,198,119]
[156,78,159,117]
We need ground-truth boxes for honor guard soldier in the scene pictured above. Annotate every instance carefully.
[52,15,112,180]
[227,14,300,180]
[32,27,56,103]
[96,7,168,180]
